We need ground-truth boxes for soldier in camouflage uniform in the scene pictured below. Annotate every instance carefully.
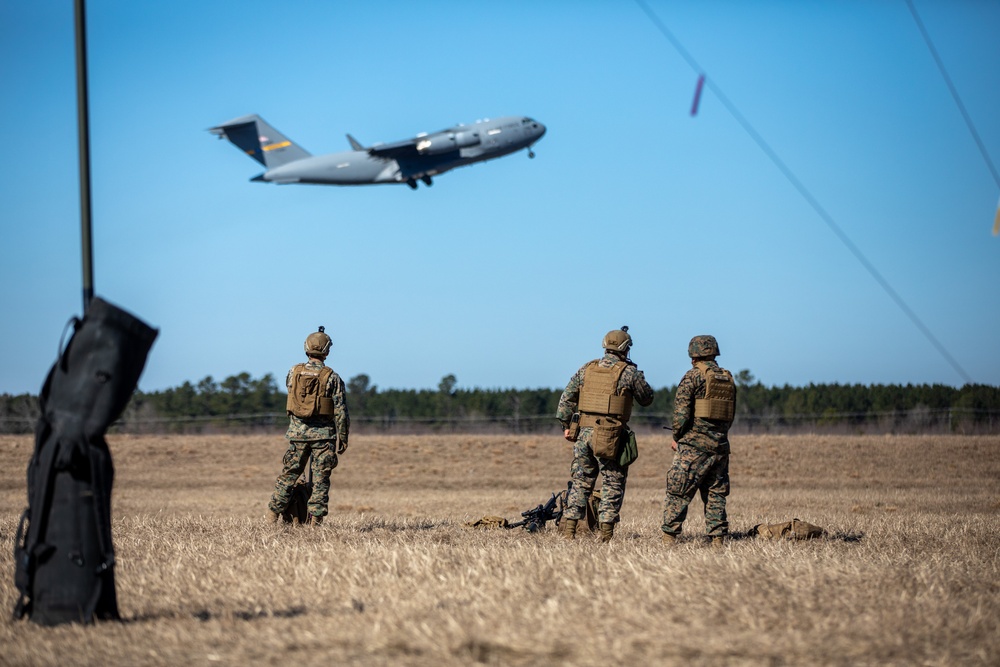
[557,327,654,542]
[267,327,350,526]
[662,335,736,547]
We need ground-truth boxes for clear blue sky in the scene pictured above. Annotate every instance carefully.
[2,1,998,396]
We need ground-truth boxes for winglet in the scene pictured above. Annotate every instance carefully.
[346,134,364,151]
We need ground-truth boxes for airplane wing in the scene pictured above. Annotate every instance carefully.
[367,139,420,159]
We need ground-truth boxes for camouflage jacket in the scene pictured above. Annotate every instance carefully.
[672,359,735,454]
[557,352,654,427]
[285,358,350,444]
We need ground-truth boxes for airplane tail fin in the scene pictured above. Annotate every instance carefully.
[209,114,311,169]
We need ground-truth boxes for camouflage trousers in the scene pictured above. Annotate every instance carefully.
[268,440,338,518]
[564,427,629,524]
[661,444,729,537]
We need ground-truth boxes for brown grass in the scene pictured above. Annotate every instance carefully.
[1,433,998,666]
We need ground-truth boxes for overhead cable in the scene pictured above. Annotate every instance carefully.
[905,0,1000,192]
[632,0,973,384]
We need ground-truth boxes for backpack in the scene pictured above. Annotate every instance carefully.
[693,361,736,421]
[751,519,825,540]
[286,364,334,418]
[579,361,632,459]
[14,298,157,625]
[281,461,313,524]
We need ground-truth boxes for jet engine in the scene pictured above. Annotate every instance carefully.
[415,130,480,154]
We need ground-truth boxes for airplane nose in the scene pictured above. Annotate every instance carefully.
[533,122,546,139]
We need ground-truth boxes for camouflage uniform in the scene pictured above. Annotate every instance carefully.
[268,358,350,519]
[662,355,735,538]
[558,351,654,524]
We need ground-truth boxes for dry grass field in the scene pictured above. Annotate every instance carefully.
[1,432,998,666]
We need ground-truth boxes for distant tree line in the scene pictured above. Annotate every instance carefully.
[1,370,998,434]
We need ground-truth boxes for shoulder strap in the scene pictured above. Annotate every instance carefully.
[612,361,628,390]
[318,366,334,397]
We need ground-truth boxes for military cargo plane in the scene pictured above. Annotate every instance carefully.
[209,114,546,189]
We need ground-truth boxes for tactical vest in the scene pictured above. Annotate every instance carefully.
[286,364,335,419]
[693,361,735,422]
[578,360,633,426]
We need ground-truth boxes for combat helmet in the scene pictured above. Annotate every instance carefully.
[603,326,632,354]
[304,326,332,358]
[688,334,720,359]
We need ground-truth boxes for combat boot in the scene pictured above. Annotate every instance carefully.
[308,515,324,527]
[598,522,615,543]
[661,533,676,545]
[561,518,578,540]
[710,536,725,549]
[267,510,280,523]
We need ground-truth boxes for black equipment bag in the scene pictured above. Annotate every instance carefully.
[13,297,157,625]
[281,455,313,524]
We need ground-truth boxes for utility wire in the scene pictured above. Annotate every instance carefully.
[905,0,1000,191]
[632,0,973,385]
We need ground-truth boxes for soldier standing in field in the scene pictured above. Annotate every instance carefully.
[557,327,654,542]
[267,326,350,526]
[662,335,736,547]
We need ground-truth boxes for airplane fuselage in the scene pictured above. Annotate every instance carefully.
[260,151,396,185]
[212,115,546,188]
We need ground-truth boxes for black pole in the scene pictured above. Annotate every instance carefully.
[75,0,94,313]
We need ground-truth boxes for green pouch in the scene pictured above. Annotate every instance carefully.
[617,427,639,467]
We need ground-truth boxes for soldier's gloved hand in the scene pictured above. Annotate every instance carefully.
[337,440,348,455]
